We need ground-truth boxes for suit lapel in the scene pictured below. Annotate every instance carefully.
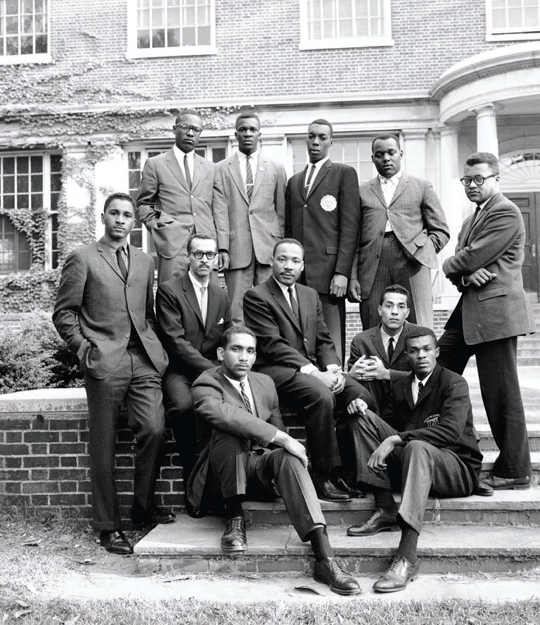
[404,372,415,409]
[297,168,307,201]
[97,240,124,282]
[229,156,249,203]
[126,245,140,284]
[182,275,204,328]
[268,278,302,333]
[388,174,409,206]
[414,366,439,409]
[392,324,408,365]
[204,283,221,334]
[165,149,189,191]
[248,373,264,419]
[308,159,331,198]
[191,153,204,192]
[252,155,266,200]
[370,326,388,363]
[370,177,387,208]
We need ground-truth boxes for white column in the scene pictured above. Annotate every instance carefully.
[401,129,427,179]
[473,104,499,157]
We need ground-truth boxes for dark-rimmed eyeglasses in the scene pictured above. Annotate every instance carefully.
[460,174,497,187]
[190,251,217,260]
[175,123,203,135]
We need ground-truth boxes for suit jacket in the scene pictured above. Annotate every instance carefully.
[443,192,536,345]
[215,153,286,269]
[383,365,482,490]
[156,274,231,380]
[53,240,168,380]
[243,277,339,385]
[188,367,286,507]
[353,174,450,299]
[137,148,229,259]
[285,160,360,294]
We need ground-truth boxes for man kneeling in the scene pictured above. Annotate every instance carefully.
[187,326,361,596]
[346,327,482,593]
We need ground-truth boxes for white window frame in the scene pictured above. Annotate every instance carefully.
[0,0,51,65]
[299,0,393,50]
[126,0,217,59]
[486,0,540,41]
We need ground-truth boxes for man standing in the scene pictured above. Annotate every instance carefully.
[137,108,229,283]
[156,234,230,509]
[285,119,360,361]
[243,238,375,502]
[188,327,361,596]
[438,152,535,490]
[53,193,175,555]
[347,328,483,593]
[348,134,449,330]
[215,112,286,324]
[347,284,419,414]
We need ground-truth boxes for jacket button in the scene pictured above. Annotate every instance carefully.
[304,338,308,342]
[125,334,130,339]
[379,231,384,236]
[304,204,307,208]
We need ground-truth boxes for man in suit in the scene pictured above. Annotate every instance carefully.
[438,151,536,490]
[156,233,231,507]
[347,284,419,414]
[346,328,483,593]
[215,112,286,324]
[53,193,175,555]
[285,119,360,362]
[348,134,449,330]
[137,108,229,283]
[243,238,375,502]
[187,326,361,596]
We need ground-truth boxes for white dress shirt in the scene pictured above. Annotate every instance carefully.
[173,144,195,186]
[188,270,209,325]
[379,170,403,232]
[224,374,256,415]
[380,327,403,360]
[304,156,329,196]
[237,150,259,187]
[411,371,433,404]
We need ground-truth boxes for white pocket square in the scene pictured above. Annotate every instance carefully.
[217,318,224,324]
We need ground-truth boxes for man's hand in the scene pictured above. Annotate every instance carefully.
[349,355,374,381]
[218,251,230,272]
[464,268,497,287]
[358,356,390,381]
[331,371,346,395]
[367,435,401,473]
[347,279,362,302]
[310,369,339,390]
[273,431,309,469]
[330,273,348,298]
[346,398,368,416]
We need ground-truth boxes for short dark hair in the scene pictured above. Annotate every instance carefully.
[103,192,135,214]
[372,134,401,153]
[235,112,261,129]
[272,238,305,258]
[309,118,333,138]
[221,325,257,349]
[379,284,410,306]
[464,152,500,175]
[405,327,437,349]
[175,108,202,124]
[187,233,217,254]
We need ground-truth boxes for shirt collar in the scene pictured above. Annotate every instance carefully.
[188,269,209,290]
[307,156,329,173]
[273,275,296,297]
[223,372,249,388]
[414,370,433,388]
[99,236,129,255]
[237,149,259,163]
[173,144,195,164]
[379,169,403,186]
[380,325,403,345]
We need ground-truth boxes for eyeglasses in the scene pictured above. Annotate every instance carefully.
[460,174,497,187]
[190,251,217,260]
[175,123,203,135]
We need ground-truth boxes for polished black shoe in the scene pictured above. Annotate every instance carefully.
[221,516,247,553]
[335,476,366,498]
[99,530,133,555]
[476,481,494,497]
[482,474,531,490]
[347,508,399,537]
[313,557,361,595]
[313,477,352,502]
[131,503,176,527]
[373,556,420,593]
[184,496,206,519]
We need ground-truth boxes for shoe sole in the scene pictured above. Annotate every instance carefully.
[221,545,247,554]
[313,575,362,595]
[373,576,417,593]
[347,525,400,537]
[317,496,353,503]
[491,484,530,491]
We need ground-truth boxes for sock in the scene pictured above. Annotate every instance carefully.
[396,517,419,562]
[223,495,244,520]
[307,525,334,562]
[373,488,398,514]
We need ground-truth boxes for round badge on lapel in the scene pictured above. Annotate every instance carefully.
[320,195,337,211]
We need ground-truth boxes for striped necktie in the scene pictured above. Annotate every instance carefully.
[246,155,254,202]
[240,380,253,414]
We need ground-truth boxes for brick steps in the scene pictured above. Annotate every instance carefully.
[477,423,540,451]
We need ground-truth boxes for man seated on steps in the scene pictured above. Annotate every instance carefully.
[186,326,361,596]
[346,327,484,593]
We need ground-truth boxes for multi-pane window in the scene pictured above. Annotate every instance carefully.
[300,0,393,49]
[487,0,540,39]
[0,153,61,273]
[0,0,49,63]
[127,0,216,58]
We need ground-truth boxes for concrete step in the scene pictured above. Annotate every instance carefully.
[481,451,540,475]
[134,515,540,575]
[477,423,540,451]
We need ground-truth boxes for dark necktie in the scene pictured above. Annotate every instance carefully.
[184,154,192,189]
[116,247,128,281]
[387,337,394,362]
[239,380,253,414]
[288,287,300,324]
[417,381,424,403]
[246,155,253,202]
[304,164,316,196]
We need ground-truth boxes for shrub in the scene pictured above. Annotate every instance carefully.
[0,311,83,394]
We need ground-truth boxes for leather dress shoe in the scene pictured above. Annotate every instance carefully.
[482,474,530,490]
[476,481,494,497]
[131,504,176,527]
[347,508,399,537]
[373,555,420,593]
[313,477,352,502]
[184,497,206,519]
[313,557,361,595]
[99,530,133,555]
[221,516,247,553]
[335,476,366,498]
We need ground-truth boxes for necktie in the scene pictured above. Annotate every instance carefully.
[246,155,253,202]
[387,337,394,362]
[184,154,192,189]
[240,380,253,414]
[200,286,207,325]
[116,247,128,281]
[288,287,300,324]
[417,381,424,403]
[304,164,316,196]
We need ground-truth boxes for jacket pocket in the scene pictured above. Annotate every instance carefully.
[477,286,508,301]
[413,230,428,247]
[326,246,338,255]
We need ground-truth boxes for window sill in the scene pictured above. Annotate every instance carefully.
[299,37,394,50]
[0,53,51,65]
[126,46,217,59]
[486,31,540,42]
